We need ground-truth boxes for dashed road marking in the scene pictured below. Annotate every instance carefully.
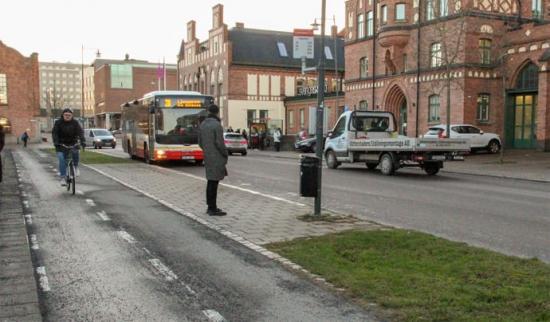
[23,200,30,209]
[86,199,96,207]
[149,259,178,281]
[29,234,39,250]
[76,190,84,195]
[96,211,111,221]
[36,266,51,292]
[25,214,33,225]
[117,230,136,244]
[202,310,226,322]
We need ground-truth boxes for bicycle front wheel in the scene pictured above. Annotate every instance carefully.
[69,162,76,195]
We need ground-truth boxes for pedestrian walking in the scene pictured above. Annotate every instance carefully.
[242,129,248,147]
[227,126,234,133]
[198,104,228,216]
[273,127,282,152]
[0,125,4,183]
[21,130,29,148]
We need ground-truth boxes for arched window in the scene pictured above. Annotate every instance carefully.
[360,57,368,78]
[515,63,539,90]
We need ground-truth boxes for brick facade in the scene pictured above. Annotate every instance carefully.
[345,0,550,151]
[0,41,40,143]
[93,58,177,129]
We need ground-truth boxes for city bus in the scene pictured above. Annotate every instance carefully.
[121,91,214,164]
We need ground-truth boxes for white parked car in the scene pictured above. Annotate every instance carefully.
[85,128,117,149]
[223,133,247,156]
[424,124,501,153]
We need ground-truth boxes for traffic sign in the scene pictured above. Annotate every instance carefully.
[293,29,314,59]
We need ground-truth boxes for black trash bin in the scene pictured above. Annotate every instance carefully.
[300,155,319,197]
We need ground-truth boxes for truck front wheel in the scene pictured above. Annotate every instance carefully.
[424,163,440,175]
[325,150,339,169]
[380,154,395,176]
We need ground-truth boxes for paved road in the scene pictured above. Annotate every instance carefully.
[100,148,550,263]
[16,149,376,321]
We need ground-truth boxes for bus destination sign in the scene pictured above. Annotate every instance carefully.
[161,98,203,108]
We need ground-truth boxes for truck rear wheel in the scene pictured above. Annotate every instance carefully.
[325,150,339,169]
[380,154,395,176]
[424,163,440,175]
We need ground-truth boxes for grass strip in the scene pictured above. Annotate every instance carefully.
[42,148,134,164]
[267,229,550,321]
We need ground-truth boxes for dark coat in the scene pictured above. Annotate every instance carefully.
[52,118,85,152]
[198,115,228,181]
[0,128,4,152]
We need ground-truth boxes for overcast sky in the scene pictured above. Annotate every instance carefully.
[1,0,345,65]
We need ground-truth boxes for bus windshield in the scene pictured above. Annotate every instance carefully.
[155,108,207,145]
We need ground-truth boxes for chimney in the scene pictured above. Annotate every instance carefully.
[235,22,245,29]
[187,20,196,42]
[331,25,338,38]
[212,4,224,29]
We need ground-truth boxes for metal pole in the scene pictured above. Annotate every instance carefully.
[81,45,85,128]
[314,0,326,216]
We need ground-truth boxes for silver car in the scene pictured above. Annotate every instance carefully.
[85,128,117,149]
[223,133,247,156]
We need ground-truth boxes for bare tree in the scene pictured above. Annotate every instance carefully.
[418,0,467,137]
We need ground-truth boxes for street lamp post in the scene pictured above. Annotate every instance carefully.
[314,0,326,216]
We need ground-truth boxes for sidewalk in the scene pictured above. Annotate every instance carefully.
[250,149,550,182]
[0,149,41,321]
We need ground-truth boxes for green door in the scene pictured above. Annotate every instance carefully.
[513,94,537,148]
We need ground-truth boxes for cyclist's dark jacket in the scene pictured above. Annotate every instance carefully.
[52,118,85,152]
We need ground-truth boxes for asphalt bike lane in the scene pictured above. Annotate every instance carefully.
[17,148,377,321]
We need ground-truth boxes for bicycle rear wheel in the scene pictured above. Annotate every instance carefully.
[69,162,76,195]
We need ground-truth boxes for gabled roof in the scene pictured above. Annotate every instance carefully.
[228,28,344,72]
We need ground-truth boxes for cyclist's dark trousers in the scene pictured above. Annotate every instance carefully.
[206,180,219,211]
[0,155,3,182]
[57,150,79,177]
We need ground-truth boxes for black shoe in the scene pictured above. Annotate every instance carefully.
[207,208,227,216]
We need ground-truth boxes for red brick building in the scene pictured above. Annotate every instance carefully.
[177,4,344,135]
[0,41,40,143]
[93,57,177,130]
[345,0,550,150]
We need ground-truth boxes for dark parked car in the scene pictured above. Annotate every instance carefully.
[294,137,324,153]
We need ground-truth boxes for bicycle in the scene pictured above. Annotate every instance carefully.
[59,143,82,195]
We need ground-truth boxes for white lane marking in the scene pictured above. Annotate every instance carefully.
[142,247,153,256]
[36,267,51,292]
[202,310,226,322]
[153,165,307,207]
[86,199,96,207]
[117,230,136,244]
[96,211,111,221]
[23,200,30,209]
[36,151,47,158]
[181,282,197,296]
[30,234,39,250]
[25,215,33,225]
[148,259,178,281]
[76,190,84,195]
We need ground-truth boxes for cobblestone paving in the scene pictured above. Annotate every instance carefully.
[90,163,380,245]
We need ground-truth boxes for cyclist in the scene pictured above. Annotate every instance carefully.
[52,108,85,186]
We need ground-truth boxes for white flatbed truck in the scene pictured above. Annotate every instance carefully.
[323,111,470,175]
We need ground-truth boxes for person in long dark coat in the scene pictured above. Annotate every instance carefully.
[0,125,4,183]
[198,104,228,216]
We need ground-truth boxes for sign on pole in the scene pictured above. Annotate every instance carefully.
[293,29,314,59]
